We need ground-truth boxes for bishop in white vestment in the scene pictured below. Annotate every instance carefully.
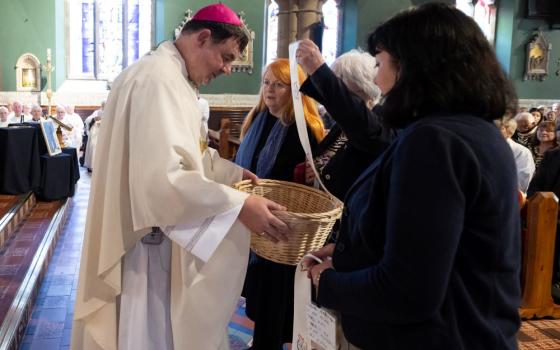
[71,5,289,350]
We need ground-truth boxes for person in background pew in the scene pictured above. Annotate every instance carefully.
[545,110,557,123]
[0,107,9,127]
[527,121,558,170]
[537,105,547,121]
[22,104,32,120]
[82,115,100,172]
[30,104,44,122]
[512,111,537,147]
[64,105,85,151]
[81,100,105,166]
[527,138,560,303]
[235,58,324,350]
[530,107,543,125]
[8,101,30,123]
[303,4,521,349]
[83,100,106,136]
[495,117,535,192]
[83,100,105,129]
[55,105,83,149]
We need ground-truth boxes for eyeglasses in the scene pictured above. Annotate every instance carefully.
[262,80,289,90]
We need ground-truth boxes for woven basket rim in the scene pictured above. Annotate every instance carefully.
[234,179,343,265]
[233,179,343,217]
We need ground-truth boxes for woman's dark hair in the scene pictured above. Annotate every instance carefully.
[367,3,517,128]
[181,20,249,53]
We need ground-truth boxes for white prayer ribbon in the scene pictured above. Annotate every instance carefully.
[288,41,340,202]
[292,254,338,350]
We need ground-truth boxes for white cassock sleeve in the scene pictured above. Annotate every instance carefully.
[163,147,244,262]
[163,204,241,263]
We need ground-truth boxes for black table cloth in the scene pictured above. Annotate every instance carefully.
[0,126,40,194]
[0,125,80,200]
[62,147,80,197]
[36,148,80,201]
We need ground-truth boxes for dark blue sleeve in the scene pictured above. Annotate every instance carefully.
[317,125,476,323]
[300,63,397,154]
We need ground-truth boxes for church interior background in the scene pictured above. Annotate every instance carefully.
[0,0,560,349]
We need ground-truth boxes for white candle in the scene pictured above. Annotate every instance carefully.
[47,48,51,62]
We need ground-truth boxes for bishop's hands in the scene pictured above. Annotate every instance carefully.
[239,195,290,243]
[242,168,259,185]
[296,39,325,75]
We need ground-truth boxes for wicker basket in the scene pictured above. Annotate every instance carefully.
[233,179,343,265]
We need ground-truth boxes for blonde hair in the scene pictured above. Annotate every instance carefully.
[494,117,517,138]
[241,59,324,142]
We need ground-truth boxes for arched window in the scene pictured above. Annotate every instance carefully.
[321,0,339,66]
[266,0,279,66]
[456,0,497,44]
[67,0,153,81]
[265,0,340,66]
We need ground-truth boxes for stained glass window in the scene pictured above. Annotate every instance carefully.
[67,0,152,81]
[456,0,497,44]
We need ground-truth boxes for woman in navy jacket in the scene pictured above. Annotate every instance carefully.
[298,3,521,349]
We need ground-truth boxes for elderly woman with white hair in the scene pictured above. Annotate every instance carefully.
[512,111,537,147]
[298,41,398,200]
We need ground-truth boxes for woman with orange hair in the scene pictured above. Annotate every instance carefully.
[236,58,324,180]
[235,58,324,349]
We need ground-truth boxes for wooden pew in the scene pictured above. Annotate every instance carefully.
[208,118,242,160]
[207,106,249,160]
[520,192,560,319]
[208,106,250,138]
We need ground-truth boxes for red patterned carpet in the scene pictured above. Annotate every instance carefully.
[0,195,18,218]
[0,200,62,326]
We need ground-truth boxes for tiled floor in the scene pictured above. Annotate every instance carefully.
[19,169,256,350]
[19,173,88,350]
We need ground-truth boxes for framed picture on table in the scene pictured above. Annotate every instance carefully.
[40,119,62,156]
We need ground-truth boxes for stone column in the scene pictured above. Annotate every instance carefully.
[296,0,325,40]
[286,0,300,56]
[276,0,291,58]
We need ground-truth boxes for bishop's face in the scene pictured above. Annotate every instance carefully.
[190,35,240,86]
